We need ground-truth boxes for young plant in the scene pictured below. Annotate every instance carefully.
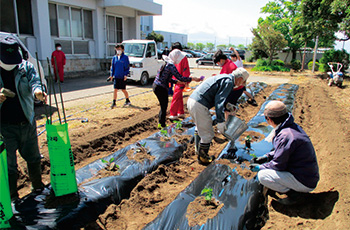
[135,141,149,154]
[101,158,119,171]
[201,187,213,202]
[250,153,257,158]
[245,135,252,149]
[160,128,168,137]
[173,120,183,130]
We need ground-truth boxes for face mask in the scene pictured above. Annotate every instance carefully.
[57,47,62,51]
[0,61,17,71]
[116,50,122,55]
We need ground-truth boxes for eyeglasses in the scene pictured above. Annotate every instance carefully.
[265,116,269,121]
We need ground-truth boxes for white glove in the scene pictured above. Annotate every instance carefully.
[217,122,226,134]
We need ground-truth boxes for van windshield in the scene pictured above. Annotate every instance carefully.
[123,43,146,58]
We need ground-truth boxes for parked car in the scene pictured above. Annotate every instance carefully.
[196,53,215,65]
[123,40,164,86]
[0,32,47,105]
[184,53,193,58]
[224,49,246,60]
[184,49,203,58]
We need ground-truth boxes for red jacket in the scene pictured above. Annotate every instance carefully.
[51,50,66,66]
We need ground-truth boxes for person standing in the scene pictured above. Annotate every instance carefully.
[169,42,191,120]
[51,43,66,83]
[108,44,131,108]
[153,49,201,129]
[162,46,170,56]
[250,100,319,205]
[229,47,243,68]
[187,68,249,165]
[0,35,46,201]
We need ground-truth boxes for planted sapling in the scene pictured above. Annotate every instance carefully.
[173,120,183,130]
[245,135,252,149]
[201,187,213,204]
[101,158,119,171]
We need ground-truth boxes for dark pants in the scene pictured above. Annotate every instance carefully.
[1,121,43,199]
[153,83,169,127]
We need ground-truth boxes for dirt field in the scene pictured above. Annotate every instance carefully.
[16,70,350,229]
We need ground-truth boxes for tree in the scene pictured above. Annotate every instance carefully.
[260,0,305,60]
[251,22,288,65]
[331,0,350,40]
[187,42,195,49]
[195,43,205,51]
[237,44,246,49]
[216,44,227,50]
[146,31,164,43]
[206,42,215,52]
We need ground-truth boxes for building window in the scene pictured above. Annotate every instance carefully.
[107,15,123,56]
[0,0,33,35]
[49,3,93,55]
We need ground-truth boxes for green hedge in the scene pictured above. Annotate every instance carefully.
[308,61,319,71]
[252,58,290,72]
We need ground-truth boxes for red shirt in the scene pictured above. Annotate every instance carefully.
[173,56,190,85]
[51,50,66,66]
[220,59,237,75]
[220,59,244,90]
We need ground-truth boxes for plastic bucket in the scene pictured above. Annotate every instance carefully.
[223,116,248,141]
[0,141,13,228]
[46,121,77,196]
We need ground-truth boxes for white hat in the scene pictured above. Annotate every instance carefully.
[232,67,249,82]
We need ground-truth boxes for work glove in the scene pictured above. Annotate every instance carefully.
[249,163,260,172]
[217,122,226,134]
[250,155,269,164]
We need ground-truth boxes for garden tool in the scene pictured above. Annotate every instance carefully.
[0,88,16,98]
[223,115,248,142]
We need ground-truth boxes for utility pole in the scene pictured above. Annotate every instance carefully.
[312,36,319,73]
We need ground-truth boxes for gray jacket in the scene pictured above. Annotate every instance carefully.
[0,61,42,123]
[190,74,234,123]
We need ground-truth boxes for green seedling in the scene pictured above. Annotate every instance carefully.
[201,187,213,202]
[245,135,252,149]
[245,135,252,141]
[173,120,183,130]
[101,158,119,171]
[250,153,257,158]
[135,142,150,154]
[160,129,168,137]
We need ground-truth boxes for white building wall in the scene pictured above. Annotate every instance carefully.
[3,0,161,76]
[154,31,188,49]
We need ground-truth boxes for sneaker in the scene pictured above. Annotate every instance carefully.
[169,115,178,120]
[124,100,131,106]
[177,114,185,119]
[111,104,116,109]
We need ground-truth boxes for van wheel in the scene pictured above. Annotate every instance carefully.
[140,72,149,86]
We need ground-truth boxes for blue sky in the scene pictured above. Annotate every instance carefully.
[153,0,349,51]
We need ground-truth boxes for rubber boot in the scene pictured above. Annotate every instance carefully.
[27,162,44,194]
[8,173,19,201]
[194,130,200,155]
[197,143,215,165]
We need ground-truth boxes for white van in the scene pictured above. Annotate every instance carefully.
[122,40,164,85]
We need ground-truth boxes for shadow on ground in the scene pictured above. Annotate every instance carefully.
[271,190,339,219]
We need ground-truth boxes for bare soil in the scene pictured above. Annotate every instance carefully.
[15,72,350,229]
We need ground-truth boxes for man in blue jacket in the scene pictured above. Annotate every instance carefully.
[108,44,130,108]
[0,35,46,201]
[250,100,319,205]
[187,68,249,165]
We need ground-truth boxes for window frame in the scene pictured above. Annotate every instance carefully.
[49,2,93,56]
[106,14,124,58]
[0,0,34,36]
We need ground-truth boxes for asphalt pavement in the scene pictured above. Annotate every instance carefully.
[49,61,290,103]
